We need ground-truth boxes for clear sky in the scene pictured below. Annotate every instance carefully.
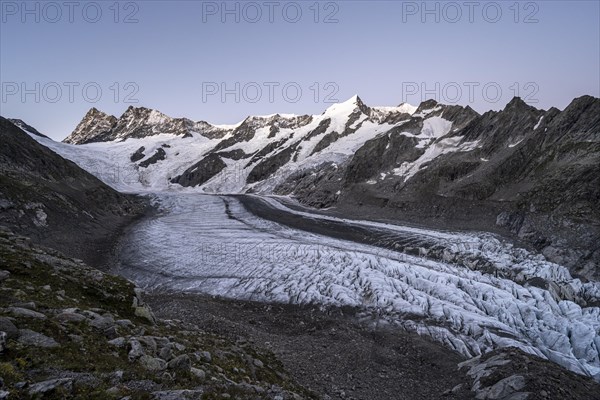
[1,0,599,140]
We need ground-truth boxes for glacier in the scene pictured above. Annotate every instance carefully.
[113,192,600,381]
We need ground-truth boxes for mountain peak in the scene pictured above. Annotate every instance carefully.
[564,95,598,111]
[413,99,439,115]
[120,106,156,118]
[323,95,369,117]
[84,107,111,118]
[63,108,118,144]
[504,97,539,112]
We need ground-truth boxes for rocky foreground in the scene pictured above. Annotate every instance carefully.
[1,226,599,399]
[0,226,314,399]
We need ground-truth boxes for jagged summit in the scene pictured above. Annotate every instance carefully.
[413,99,440,115]
[321,95,369,117]
[64,108,117,144]
[503,96,541,113]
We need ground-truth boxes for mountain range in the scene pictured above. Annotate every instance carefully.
[11,95,600,281]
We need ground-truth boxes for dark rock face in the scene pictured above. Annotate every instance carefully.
[303,118,331,142]
[245,137,290,167]
[247,146,297,184]
[437,104,479,131]
[171,154,227,187]
[344,133,422,184]
[139,148,166,168]
[130,146,146,162]
[215,149,249,160]
[311,130,342,155]
[0,117,146,269]
[212,114,312,153]
[274,162,344,208]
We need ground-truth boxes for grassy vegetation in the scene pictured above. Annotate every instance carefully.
[0,229,315,399]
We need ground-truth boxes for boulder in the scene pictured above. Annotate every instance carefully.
[8,307,46,319]
[0,317,18,339]
[128,338,145,361]
[139,355,167,372]
[108,337,127,348]
[55,312,87,324]
[28,378,73,395]
[17,329,59,348]
[167,354,191,372]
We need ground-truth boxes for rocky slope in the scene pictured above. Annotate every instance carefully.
[0,117,146,269]
[0,227,314,400]
[152,292,600,400]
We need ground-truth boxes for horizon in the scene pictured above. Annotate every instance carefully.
[7,93,598,142]
[1,1,599,140]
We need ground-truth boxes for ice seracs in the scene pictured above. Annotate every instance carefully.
[116,193,600,381]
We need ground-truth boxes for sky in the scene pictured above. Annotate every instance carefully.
[1,0,599,141]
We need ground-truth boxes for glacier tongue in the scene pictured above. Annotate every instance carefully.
[115,193,600,380]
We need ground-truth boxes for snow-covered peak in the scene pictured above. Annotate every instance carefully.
[396,102,418,115]
[322,95,367,118]
[371,102,417,116]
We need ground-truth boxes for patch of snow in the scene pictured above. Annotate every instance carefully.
[508,139,524,148]
[413,105,442,118]
[421,116,453,138]
[372,103,418,116]
[396,137,480,182]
